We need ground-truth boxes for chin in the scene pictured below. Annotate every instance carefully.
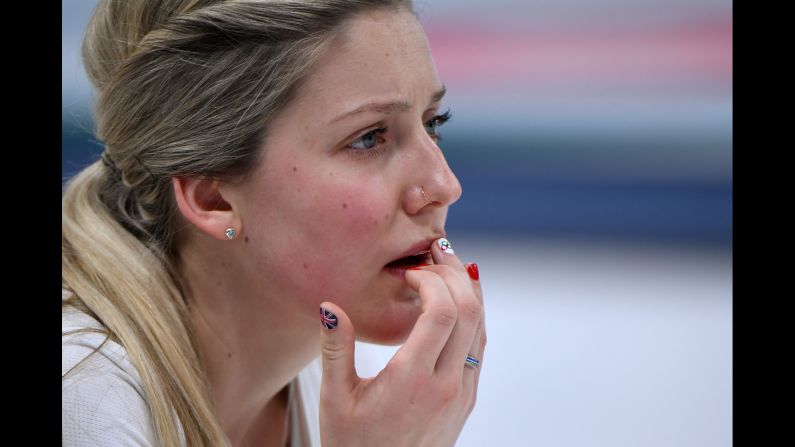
[356,328,410,346]
[353,302,421,346]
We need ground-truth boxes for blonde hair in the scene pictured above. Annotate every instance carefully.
[62,1,413,445]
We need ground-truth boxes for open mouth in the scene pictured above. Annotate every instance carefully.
[384,251,433,270]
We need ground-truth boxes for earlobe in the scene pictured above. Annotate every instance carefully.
[171,176,241,241]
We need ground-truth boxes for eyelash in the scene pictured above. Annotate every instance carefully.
[345,109,453,159]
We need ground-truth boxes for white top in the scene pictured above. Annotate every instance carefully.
[62,291,322,446]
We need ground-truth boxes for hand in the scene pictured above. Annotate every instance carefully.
[318,237,486,447]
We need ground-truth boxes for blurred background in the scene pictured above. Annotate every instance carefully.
[63,0,732,446]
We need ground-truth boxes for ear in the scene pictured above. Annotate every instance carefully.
[171,176,242,241]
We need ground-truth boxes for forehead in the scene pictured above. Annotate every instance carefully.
[292,8,440,115]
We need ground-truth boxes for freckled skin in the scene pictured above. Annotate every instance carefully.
[225,10,460,345]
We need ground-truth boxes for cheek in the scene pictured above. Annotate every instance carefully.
[314,184,390,239]
[295,179,391,274]
[251,167,394,309]
[287,162,392,237]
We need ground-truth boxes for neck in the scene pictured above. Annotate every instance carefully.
[240,385,291,447]
[178,241,320,445]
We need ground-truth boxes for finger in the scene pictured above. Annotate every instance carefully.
[464,263,486,389]
[430,237,467,272]
[432,237,485,310]
[418,264,481,378]
[394,268,458,374]
[468,263,485,358]
[428,237,487,378]
[461,318,485,415]
[465,319,486,387]
[319,302,358,400]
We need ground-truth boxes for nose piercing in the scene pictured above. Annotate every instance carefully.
[421,187,432,205]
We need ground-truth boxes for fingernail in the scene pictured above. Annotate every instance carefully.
[437,237,455,254]
[320,306,338,330]
[466,263,479,281]
[407,263,430,270]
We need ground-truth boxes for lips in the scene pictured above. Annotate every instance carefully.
[384,237,439,270]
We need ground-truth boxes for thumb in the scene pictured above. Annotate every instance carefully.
[319,302,358,395]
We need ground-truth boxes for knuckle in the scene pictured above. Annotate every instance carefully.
[411,372,431,389]
[459,298,482,321]
[402,367,430,389]
[428,273,448,289]
[321,341,346,362]
[386,355,407,374]
[439,380,461,402]
[432,304,458,327]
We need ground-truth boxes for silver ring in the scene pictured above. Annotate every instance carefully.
[421,187,433,205]
[465,355,480,369]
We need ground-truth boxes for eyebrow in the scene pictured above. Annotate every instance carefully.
[330,85,447,123]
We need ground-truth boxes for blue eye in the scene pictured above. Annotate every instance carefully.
[349,128,386,150]
[344,108,452,158]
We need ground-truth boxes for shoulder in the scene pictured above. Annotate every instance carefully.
[62,299,161,446]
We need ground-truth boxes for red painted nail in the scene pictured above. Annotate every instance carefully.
[466,263,479,281]
[407,263,430,270]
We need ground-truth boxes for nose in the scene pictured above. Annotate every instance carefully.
[402,131,462,214]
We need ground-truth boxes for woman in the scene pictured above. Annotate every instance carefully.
[62,0,486,445]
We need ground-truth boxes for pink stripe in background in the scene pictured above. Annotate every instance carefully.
[424,19,731,90]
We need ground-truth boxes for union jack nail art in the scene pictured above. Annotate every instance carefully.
[320,307,338,330]
[437,238,455,254]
